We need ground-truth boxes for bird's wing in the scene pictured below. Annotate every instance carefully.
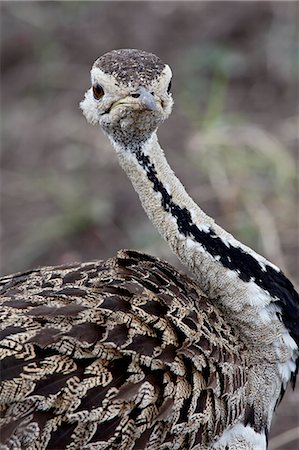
[0,250,249,450]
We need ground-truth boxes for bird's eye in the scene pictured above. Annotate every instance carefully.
[93,84,104,100]
[167,80,172,94]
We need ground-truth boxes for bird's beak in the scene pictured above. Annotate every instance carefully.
[137,86,157,111]
[109,86,158,113]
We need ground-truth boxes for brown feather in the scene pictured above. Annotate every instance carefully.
[0,250,252,449]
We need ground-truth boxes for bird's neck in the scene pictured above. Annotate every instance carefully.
[110,131,298,375]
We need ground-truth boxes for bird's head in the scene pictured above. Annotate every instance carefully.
[80,49,173,146]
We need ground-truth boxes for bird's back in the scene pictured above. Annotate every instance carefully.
[0,250,251,450]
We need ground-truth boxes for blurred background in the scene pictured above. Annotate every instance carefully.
[1,1,298,448]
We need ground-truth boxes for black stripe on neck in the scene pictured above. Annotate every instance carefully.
[135,148,299,357]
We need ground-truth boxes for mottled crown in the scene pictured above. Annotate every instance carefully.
[93,49,166,86]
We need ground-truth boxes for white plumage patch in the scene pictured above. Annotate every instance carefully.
[212,423,266,449]
[273,334,298,385]
[80,89,99,125]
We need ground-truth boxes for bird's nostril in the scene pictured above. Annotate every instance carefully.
[131,93,140,98]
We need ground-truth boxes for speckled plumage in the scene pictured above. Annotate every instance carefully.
[94,49,165,87]
[1,251,251,450]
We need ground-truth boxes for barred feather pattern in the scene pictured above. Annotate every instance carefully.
[0,250,253,450]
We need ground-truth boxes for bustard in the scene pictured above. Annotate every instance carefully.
[0,49,298,450]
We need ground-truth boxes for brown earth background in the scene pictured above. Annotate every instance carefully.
[1,2,298,448]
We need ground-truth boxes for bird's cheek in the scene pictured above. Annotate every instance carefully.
[80,91,100,126]
[161,97,173,117]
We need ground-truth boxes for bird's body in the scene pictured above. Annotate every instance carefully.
[0,49,298,449]
[0,251,251,449]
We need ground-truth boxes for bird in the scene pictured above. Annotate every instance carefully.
[0,48,298,450]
